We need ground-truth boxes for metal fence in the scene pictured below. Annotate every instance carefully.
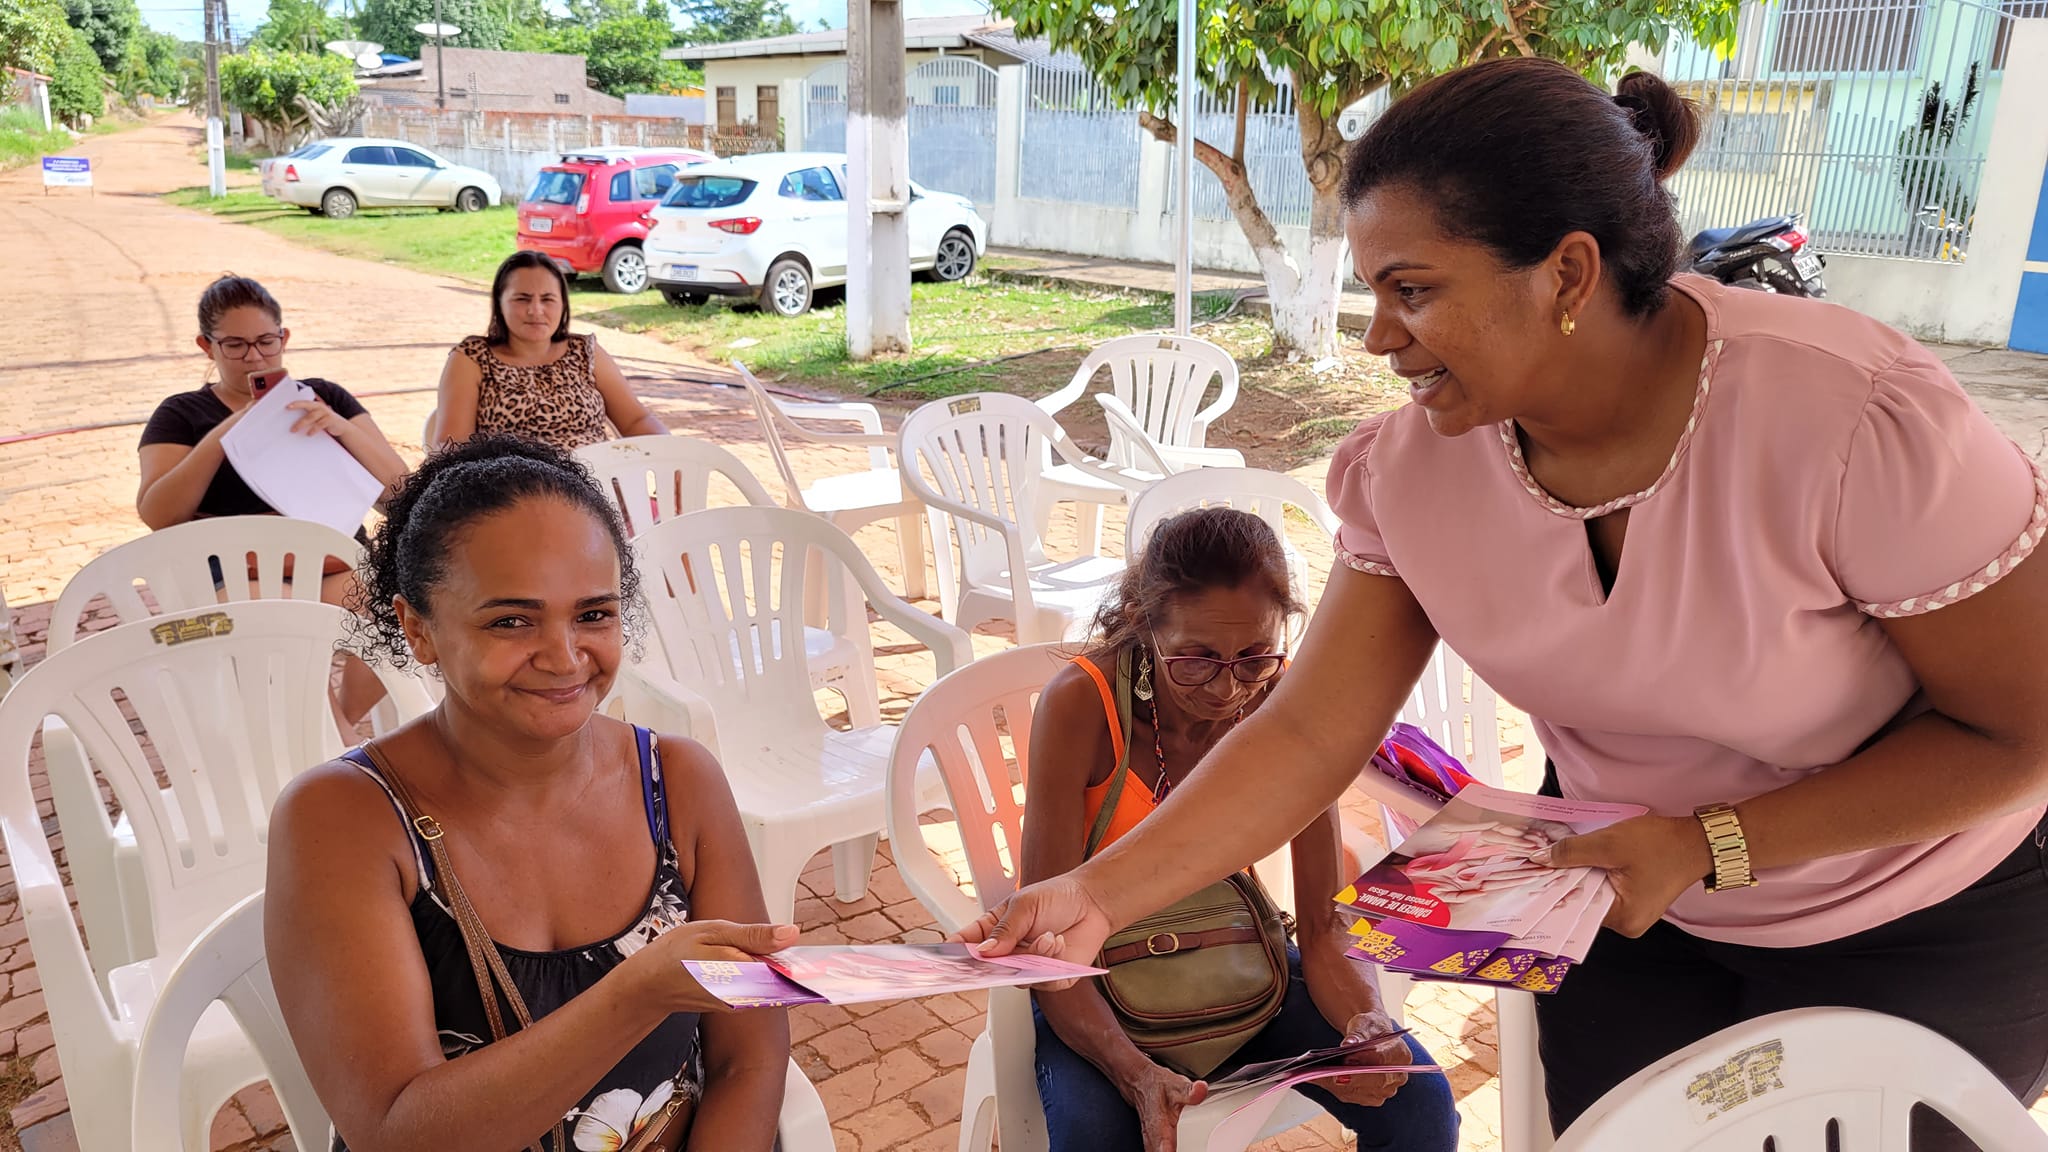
[1020,56,1142,208]
[1183,81,1313,227]
[909,57,999,202]
[804,60,846,153]
[1662,0,2017,261]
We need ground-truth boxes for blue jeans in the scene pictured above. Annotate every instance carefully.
[1034,947,1459,1152]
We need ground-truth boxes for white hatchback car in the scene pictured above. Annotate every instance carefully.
[259,137,503,219]
[643,151,986,316]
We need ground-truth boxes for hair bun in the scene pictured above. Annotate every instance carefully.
[1614,70,1700,180]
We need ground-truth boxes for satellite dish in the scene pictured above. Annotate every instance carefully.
[355,51,385,69]
[325,39,384,58]
[413,21,460,38]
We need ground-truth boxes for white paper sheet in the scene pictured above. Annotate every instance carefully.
[219,376,382,535]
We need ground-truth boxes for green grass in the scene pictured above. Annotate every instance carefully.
[164,186,521,282]
[0,107,77,172]
[584,280,1245,399]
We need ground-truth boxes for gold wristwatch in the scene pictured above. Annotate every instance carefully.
[1694,803,1757,892]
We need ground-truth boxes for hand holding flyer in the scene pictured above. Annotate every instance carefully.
[685,943,1105,1009]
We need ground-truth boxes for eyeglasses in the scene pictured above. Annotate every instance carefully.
[208,332,283,358]
[1151,635,1285,688]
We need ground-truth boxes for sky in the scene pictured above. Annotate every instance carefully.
[140,0,993,49]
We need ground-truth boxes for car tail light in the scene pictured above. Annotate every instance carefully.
[640,213,657,228]
[1781,227,1808,250]
[575,193,590,215]
[710,217,762,235]
[284,165,299,182]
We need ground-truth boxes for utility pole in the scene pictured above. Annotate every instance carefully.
[433,0,446,109]
[205,0,225,197]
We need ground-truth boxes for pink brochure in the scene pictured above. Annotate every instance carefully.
[1200,1064,1444,1147]
[684,944,1104,1009]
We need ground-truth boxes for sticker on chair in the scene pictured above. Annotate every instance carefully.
[150,611,235,646]
[947,397,982,415]
[1684,1039,1787,1124]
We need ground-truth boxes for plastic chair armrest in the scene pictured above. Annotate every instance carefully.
[611,664,722,759]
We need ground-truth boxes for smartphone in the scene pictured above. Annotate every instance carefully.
[249,369,287,397]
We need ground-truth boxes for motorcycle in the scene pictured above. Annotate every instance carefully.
[1685,214,1828,298]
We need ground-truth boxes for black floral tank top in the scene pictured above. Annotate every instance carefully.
[338,726,699,1150]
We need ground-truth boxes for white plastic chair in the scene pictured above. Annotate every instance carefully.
[576,435,881,727]
[1096,394,1246,476]
[1553,1007,2048,1151]
[628,505,971,923]
[886,643,1326,1152]
[132,891,840,1152]
[42,517,367,989]
[1036,335,1241,550]
[0,601,434,1152]
[734,360,931,602]
[899,393,1148,645]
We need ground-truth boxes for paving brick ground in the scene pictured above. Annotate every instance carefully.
[6,114,2048,1152]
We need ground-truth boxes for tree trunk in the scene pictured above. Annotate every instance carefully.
[1140,97,1355,359]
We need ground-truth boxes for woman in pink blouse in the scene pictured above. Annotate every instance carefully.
[961,57,2048,1146]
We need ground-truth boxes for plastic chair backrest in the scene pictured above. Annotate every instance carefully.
[1126,468,1339,556]
[131,891,330,1152]
[575,434,777,537]
[1553,1007,2048,1152]
[898,393,1057,591]
[886,643,1069,935]
[48,517,363,653]
[734,364,810,504]
[0,601,432,957]
[1042,334,1238,455]
[1403,644,1505,790]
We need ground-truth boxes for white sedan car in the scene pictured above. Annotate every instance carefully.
[259,137,502,219]
[644,151,987,316]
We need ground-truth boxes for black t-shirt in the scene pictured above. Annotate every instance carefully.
[138,378,369,519]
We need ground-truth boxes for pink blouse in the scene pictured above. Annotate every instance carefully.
[1328,275,2048,947]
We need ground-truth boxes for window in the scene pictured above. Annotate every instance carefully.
[447,87,468,100]
[777,165,843,202]
[1769,0,1925,72]
[663,175,757,209]
[390,147,436,168]
[811,84,841,103]
[757,84,779,128]
[610,170,634,201]
[344,145,393,165]
[717,86,737,129]
[554,92,572,105]
[526,170,585,205]
[1993,0,2048,68]
[634,164,678,199]
[933,85,961,106]
[1692,111,1788,173]
[285,143,332,159]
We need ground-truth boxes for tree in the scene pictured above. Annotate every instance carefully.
[673,0,794,45]
[357,0,505,57]
[991,0,1744,355]
[61,0,139,74]
[220,46,356,146]
[1897,62,1980,231]
[1,0,71,75]
[48,23,104,123]
[254,0,339,54]
[119,27,188,98]
[505,0,698,97]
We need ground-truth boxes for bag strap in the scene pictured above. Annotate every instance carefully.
[363,740,565,1152]
[1077,654,1132,862]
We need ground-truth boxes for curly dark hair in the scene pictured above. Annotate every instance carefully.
[348,433,643,669]
[1088,506,1305,658]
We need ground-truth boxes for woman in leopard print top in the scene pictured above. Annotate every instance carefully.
[435,252,667,451]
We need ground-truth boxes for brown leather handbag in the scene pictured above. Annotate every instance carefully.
[365,742,696,1152]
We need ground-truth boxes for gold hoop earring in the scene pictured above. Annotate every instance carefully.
[1559,310,1576,337]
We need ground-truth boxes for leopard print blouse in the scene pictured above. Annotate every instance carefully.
[457,334,610,452]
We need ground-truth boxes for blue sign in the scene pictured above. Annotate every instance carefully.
[41,156,92,187]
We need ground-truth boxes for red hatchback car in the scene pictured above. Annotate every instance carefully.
[517,147,713,293]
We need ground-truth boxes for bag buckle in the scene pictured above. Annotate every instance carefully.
[413,815,445,841]
[1146,932,1180,956]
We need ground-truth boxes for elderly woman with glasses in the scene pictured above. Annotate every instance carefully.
[137,274,409,724]
[1018,506,1458,1152]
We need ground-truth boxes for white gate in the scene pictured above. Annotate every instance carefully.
[803,60,846,154]
[908,56,998,203]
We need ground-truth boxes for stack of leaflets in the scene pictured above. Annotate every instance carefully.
[1335,783,1646,994]
[683,943,1104,1009]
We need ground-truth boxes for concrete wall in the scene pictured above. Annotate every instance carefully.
[702,48,995,134]
[1822,20,2048,346]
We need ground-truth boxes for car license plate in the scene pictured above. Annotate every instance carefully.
[666,264,699,280]
[1793,250,1823,280]
[527,216,552,233]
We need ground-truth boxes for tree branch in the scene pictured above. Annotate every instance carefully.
[1232,76,1249,166]
[1502,3,1538,56]
[1141,110,1290,257]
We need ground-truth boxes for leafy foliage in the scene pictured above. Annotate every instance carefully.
[220,46,357,144]
[61,0,139,74]
[504,0,699,97]
[1,0,72,75]
[48,23,104,122]
[120,27,189,98]
[254,0,341,54]
[357,0,506,57]
[673,0,794,45]
[1897,61,1980,225]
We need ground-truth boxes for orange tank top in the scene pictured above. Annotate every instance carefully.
[1075,655,1157,855]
